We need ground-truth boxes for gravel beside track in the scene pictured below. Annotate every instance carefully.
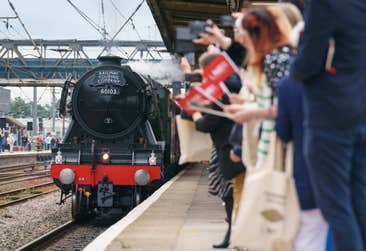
[0,192,72,251]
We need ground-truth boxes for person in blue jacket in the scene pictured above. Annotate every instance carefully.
[290,0,366,250]
[276,76,328,251]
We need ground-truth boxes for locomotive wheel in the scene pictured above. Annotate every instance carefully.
[72,185,89,221]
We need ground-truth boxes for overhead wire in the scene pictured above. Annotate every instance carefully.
[66,0,106,37]
[100,0,108,40]
[17,86,33,102]
[4,1,45,107]
[109,0,145,42]
[7,0,41,57]
[109,0,143,40]
[37,86,49,103]
[1,20,25,39]
[108,0,157,59]
[109,0,127,20]
[66,0,128,56]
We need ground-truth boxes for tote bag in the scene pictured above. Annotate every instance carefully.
[176,115,213,165]
[241,119,259,169]
[231,134,300,251]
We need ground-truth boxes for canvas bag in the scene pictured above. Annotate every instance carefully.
[241,119,259,169]
[231,134,300,251]
[176,115,213,165]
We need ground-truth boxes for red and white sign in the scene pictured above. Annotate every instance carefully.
[177,86,207,115]
[202,52,239,85]
[178,52,239,114]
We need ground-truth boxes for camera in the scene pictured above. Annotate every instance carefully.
[184,73,203,83]
[188,21,213,37]
[175,27,196,54]
[220,15,236,27]
[174,20,213,54]
[174,17,233,54]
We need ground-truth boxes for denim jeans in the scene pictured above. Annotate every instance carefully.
[304,123,366,251]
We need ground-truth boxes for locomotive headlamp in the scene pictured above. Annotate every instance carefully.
[102,153,110,161]
[148,151,157,166]
[101,150,111,163]
[134,169,150,186]
[59,168,75,185]
[55,150,63,164]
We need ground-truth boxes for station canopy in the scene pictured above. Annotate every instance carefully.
[146,0,277,52]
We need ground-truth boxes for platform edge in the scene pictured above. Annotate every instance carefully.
[83,168,187,251]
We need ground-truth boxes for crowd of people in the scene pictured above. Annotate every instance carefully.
[0,131,60,153]
[177,0,366,250]
[0,132,15,153]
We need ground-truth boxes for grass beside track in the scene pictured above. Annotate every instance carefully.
[0,182,57,208]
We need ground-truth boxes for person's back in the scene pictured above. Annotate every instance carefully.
[275,76,328,251]
[50,137,56,148]
[7,134,13,144]
[275,77,315,209]
[291,1,366,251]
[291,0,366,128]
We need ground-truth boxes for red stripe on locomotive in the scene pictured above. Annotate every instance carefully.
[51,164,161,186]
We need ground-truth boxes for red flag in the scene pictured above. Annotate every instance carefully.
[177,86,207,115]
[202,52,238,85]
[178,52,239,114]
[199,80,225,101]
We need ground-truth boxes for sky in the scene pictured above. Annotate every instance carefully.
[0,0,165,104]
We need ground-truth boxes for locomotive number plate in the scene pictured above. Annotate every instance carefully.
[100,88,120,95]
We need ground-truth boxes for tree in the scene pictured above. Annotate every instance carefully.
[10,97,51,118]
[10,97,31,117]
[37,104,50,118]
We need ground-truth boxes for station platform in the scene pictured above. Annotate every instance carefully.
[0,151,51,167]
[85,164,232,251]
[0,151,50,157]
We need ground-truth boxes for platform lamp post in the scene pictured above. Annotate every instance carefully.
[51,87,56,133]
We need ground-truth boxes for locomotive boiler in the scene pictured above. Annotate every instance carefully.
[50,56,179,220]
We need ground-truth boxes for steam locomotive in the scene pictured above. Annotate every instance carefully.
[50,56,180,220]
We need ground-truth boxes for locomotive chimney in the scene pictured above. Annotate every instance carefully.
[97,55,123,66]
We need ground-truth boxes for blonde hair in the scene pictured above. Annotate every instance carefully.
[278,3,303,28]
[198,51,220,69]
[267,6,293,39]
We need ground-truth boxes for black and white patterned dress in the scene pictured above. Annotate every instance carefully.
[208,148,233,199]
[264,45,294,93]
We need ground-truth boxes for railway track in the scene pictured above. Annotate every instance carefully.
[0,174,51,186]
[0,162,49,173]
[0,182,57,208]
[16,218,111,251]
[0,170,50,183]
[0,162,50,185]
[16,220,75,251]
